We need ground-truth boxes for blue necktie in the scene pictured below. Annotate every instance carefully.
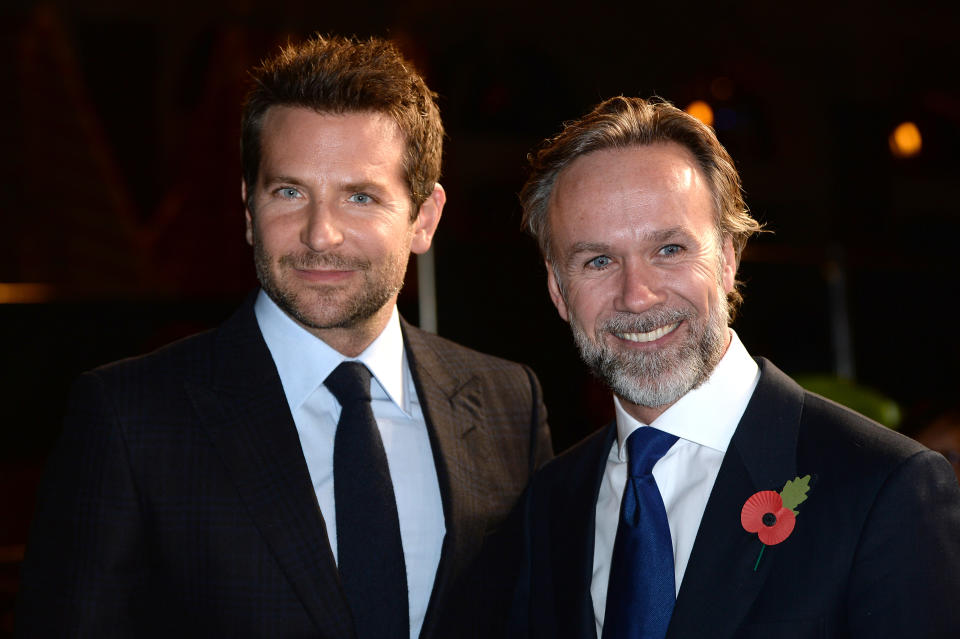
[602,426,679,639]
[326,362,409,639]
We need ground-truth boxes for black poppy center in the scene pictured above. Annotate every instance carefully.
[762,512,777,527]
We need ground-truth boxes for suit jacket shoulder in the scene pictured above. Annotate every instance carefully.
[670,358,960,639]
[16,296,340,637]
[401,318,553,489]
[514,357,960,639]
[18,299,554,639]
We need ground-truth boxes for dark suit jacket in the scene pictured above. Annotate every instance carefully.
[514,358,960,639]
[17,295,552,638]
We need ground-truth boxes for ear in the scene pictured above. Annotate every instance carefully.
[720,234,737,295]
[545,260,570,322]
[411,183,446,254]
[242,180,254,246]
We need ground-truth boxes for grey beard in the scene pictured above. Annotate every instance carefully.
[569,296,729,409]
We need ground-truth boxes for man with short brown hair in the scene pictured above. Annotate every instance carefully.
[18,35,551,639]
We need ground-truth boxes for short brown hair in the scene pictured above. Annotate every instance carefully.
[520,96,762,315]
[241,34,444,217]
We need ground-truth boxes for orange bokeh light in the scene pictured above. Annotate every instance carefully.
[889,121,922,158]
[686,100,714,127]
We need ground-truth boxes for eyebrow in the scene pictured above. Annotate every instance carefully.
[260,174,307,188]
[643,226,693,243]
[567,241,611,257]
[342,181,389,195]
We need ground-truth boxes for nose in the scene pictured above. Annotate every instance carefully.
[300,201,345,251]
[616,260,666,313]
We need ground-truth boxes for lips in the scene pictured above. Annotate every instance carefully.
[292,267,355,283]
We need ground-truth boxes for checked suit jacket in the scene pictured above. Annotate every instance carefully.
[513,358,960,639]
[17,293,553,638]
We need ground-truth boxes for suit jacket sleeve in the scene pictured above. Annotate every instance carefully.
[846,449,960,637]
[456,361,553,639]
[17,372,150,637]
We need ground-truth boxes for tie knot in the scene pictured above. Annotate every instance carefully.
[324,361,372,405]
[626,427,678,477]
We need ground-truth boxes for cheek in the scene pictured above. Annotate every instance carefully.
[254,222,287,253]
[258,211,316,249]
[564,282,608,324]
[354,222,414,259]
[680,260,725,301]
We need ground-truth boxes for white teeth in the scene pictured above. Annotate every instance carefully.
[616,322,679,343]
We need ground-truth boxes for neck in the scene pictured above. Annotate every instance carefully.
[619,399,670,426]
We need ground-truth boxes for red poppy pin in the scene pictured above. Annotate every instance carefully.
[741,475,811,571]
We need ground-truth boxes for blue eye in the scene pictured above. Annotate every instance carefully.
[660,244,682,256]
[348,193,372,204]
[278,187,301,199]
[588,256,612,269]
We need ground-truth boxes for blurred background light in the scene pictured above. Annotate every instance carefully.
[686,100,714,127]
[889,121,922,158]
[0,284,55,304]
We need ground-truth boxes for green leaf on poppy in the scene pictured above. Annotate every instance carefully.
[779,475,811,514]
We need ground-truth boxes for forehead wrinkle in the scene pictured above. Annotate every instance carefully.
[261,107,406,182]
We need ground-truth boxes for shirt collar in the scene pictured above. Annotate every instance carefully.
[254,290,410,415]
[613,329,760,461]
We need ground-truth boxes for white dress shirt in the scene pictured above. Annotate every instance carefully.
[591,330,760,637]
[255,291,445,639]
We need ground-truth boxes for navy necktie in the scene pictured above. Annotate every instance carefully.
[602,426,679,639]
[325,362,408,639]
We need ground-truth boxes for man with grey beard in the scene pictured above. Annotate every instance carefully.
[509,96,960,639]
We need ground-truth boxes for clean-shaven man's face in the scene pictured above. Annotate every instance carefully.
[545,142,736,423]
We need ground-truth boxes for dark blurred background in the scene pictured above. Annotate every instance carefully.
[2,0,958,632]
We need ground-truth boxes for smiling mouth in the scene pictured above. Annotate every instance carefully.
[615,322,680,343]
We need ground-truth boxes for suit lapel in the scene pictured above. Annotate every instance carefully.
[553,424,617,639]
[184,298,353,638]
[400,321,488,638]
[667,358,804,639]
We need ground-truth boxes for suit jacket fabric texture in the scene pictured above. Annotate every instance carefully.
[17,294,552,638]
[514,358,960,639]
